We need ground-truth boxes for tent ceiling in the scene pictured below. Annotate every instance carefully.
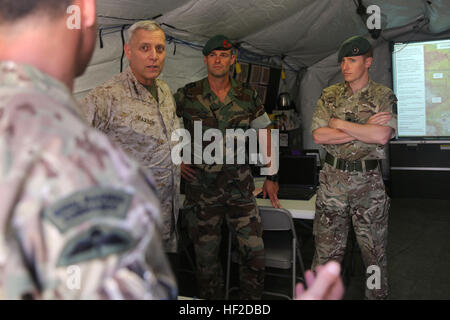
[159,0,317,40]
[97,0,188,25]
[96,0,450,68]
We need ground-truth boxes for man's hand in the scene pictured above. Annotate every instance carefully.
[328,118,343,130]
[366,112,392,126]
[262,179,281,208]
[296,261,344,300]
[181,162,197,182]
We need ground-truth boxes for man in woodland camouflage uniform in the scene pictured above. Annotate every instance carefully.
[0,0,176,299]
[81,21,180,254]
[311,36,397,299]
[174,35,280,300]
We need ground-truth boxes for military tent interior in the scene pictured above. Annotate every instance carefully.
[74,0,450,299]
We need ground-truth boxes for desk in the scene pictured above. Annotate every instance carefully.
[255,196,316,220]
[179,178,316,220]
[254,177,315,220]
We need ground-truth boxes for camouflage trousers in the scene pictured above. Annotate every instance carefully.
[312,163,390,300]
[183,167,264,300]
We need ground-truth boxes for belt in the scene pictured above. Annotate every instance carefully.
[325,153,379,172]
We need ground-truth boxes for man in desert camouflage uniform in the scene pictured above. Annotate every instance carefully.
[81,21,180,254]
[311,36,397,299]
[0,0,176,299]
[174,35,280,300]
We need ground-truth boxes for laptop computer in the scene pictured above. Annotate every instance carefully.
[258,155,318,200]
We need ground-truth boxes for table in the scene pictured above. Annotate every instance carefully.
[253,177,315,220]
[179,178,316,220]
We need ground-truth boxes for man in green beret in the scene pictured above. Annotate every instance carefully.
[174,35,280,299]
[311,35,397,299]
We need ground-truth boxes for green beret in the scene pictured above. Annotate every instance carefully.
[338,36,372,62]
[202,35,234,56]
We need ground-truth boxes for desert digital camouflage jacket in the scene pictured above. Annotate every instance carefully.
[81,67,180,253]
[0,61,176,299]
[311,80,398,161]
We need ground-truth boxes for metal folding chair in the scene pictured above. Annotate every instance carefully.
[225,206,306,299]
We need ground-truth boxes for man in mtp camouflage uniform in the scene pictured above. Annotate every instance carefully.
[0,0,176,299]
[81,21,180,254]
[174,35,280,300]
[311,36,397,299]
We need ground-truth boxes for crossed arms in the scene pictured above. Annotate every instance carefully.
[313,112,393,145]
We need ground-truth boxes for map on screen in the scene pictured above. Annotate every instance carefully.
[392,39,450,138]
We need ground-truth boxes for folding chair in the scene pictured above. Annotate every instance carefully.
[225,206,306,299]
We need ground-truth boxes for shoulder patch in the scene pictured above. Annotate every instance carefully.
[57,225,136,267]
[43,187,132,233]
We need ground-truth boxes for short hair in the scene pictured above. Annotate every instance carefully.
[127,20,164,43]
[0,0,73,23]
